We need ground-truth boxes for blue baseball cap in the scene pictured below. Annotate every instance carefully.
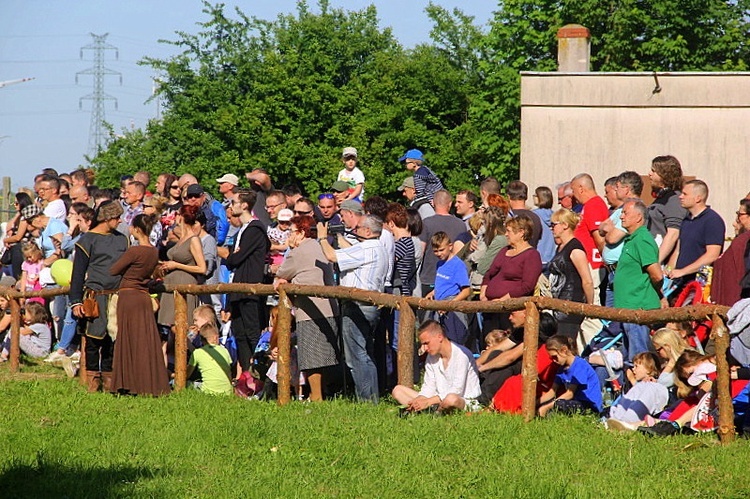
[398,149,424,162]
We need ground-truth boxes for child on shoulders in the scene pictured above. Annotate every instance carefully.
[337,147,365,202]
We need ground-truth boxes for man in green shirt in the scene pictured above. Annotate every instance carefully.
[613,199,667,365]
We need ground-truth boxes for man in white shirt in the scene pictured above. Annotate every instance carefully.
[392,320,481,413]
[319,214,388,403]
[37,177,67,221]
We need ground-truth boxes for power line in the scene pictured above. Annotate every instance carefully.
[76,33,121,158]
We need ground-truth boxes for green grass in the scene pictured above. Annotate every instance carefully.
[2,365,750,498]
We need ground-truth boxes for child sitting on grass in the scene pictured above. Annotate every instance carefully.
[0,301,51,361]
[476,330,508,367]
[186,323,233,396]
[425,231,471,345]
[606,352,670,431]
[538,335,602,417]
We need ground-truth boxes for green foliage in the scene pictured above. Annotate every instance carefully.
[3,374,750,497]
[91,1,750,198]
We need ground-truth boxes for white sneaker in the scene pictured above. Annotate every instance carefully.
[44,351,66,364]
[61,356,77,378]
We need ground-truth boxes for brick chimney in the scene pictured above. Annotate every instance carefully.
[557,24,590,72]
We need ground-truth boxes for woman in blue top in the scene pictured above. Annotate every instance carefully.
[538,335,602,416]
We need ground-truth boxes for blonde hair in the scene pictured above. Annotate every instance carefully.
[651,328,690,364]
[485,330,507,347]
[551,208,580,229]
[633,352,661,378]
[21,242,43,261]
[193,305,218,329]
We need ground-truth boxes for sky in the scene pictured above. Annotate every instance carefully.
[0,0,497,190]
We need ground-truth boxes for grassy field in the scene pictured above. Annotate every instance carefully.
[2,365,750,498]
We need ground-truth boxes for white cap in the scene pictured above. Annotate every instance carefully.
[342,147,358,158]
[216,173,239,186]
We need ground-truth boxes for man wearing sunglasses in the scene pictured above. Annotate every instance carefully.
[183,184,229,245]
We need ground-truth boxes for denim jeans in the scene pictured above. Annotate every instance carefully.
[341,301,380,403]
[622,322,651,365]
[54,305,77,353]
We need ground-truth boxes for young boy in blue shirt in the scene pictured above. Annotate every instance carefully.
[426,232,471,345]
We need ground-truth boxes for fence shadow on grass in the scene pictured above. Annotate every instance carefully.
[1,452,167,498]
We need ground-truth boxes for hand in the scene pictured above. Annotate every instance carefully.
[72,304,85,319]
[667,267,684,279]
[220,310,231,323]
[316,222,328,240]
[160,261,176,272]
[273,278,288,291]
[425,290,435,300]
[270,346,279,361]
[469,239,479,252]
[407,396,430,412]
[598,218,613,235]
[659,297,669,309]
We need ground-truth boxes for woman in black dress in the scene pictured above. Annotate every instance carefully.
[548,209,594,339]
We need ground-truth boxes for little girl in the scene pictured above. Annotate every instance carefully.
[476,329,508,367]
[20,242,45,306]
[538,335,602,417]
[267,209,293,268]
[0,301,51,361]
[606,352,670,431]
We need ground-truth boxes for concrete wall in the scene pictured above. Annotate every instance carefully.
[519,72,750,237]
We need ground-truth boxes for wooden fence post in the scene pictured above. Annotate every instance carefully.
[9,297,21,373]
[276,288,292,406]
[521,302,540,422]
[712,314,735,444]
[79,336,88,386]
[173,291,188,391]
[397,299,415,388]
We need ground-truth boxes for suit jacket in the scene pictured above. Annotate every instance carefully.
[225,220,269,302]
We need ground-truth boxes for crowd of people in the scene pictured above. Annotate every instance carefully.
[2,149,750,437]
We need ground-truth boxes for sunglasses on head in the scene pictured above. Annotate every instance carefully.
[318,193,334,200]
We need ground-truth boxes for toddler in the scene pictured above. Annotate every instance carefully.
[20,242,45,306]
[0,301,51,361]
[606,352,669,430]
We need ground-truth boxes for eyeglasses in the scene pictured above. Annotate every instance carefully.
[737,211,749,218]
[265,202,284,211]
[550,221,563,227]
[318,193,334,200]
[294,210,312,215]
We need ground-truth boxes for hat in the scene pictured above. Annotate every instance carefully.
[21,205,42,221]
[342,147,358,158]
[331,181,350,193]
[277,208,293,222]
[216,173,239,186]
[397,177,415,191]
[398,149,424,162]
[96,201,124,222]
[186,184,205,197]
[340,200,364,215]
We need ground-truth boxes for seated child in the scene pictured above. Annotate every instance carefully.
[476,330,508,367]
[538,335,602,417]
[186,323,233,396]
[0,301,51,361]
[606,352,669,430]
[425,231,471,345]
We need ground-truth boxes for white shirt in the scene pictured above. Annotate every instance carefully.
[419,342,481,401]
[44,199,67,221]
[336,238,387,292]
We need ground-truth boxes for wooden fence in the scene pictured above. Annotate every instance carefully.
[0,283,734,443]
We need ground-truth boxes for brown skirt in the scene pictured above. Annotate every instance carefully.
[112,289,170,396]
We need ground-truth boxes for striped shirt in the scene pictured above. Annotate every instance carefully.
[393,236,416,296]
[336,239,388,292]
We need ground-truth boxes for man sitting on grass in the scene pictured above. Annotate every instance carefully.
[392,320,481,414]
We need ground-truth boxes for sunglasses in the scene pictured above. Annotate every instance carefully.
[170,185,180,190]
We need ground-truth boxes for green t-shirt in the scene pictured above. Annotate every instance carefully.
[613,225,660,310]
[188,344,233,396]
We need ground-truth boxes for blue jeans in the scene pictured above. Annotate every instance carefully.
[341,301,380,403]
[54,305,77,353]
[622,322,651,365]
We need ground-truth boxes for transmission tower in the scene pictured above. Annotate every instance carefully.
[76,33,121,158]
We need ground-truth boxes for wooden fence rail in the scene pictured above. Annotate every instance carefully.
[0,283,734,444]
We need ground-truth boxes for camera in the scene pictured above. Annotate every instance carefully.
[328,223,346,236]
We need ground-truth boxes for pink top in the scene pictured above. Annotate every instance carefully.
[22,260,44,291]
